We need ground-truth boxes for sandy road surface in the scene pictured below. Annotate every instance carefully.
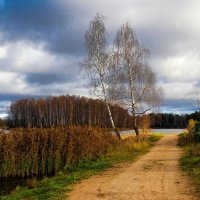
[68,135,198,200]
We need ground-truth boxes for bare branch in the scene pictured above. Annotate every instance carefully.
[134,109,151,115]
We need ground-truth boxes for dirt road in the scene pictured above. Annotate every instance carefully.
[68,135,198,200]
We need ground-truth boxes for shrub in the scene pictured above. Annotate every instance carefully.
[0,127,116,179]
[188,144,200,157]
[194,123,200,143]
[179,120,200,145]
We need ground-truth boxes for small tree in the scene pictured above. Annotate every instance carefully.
[82,14,121,139]
[139,114,151,134]
[111,23,162,136]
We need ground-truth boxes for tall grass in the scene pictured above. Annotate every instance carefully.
[0,127,115,179]
[179,119,200,195]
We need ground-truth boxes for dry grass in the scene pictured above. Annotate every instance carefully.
[0,127,116,178]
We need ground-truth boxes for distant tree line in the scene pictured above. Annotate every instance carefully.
[8,95,134,128]
[149,112,200,129]
[0,118,6,128]
[149,113,187,128]
[5,95,200,129]
[185,111,200,122]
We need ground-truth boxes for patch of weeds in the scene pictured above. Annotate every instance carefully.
[179,142,200,196]
[1,134,161,200]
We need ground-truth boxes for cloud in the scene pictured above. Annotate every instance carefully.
[25,73,69,85]
[151,52,200,83]
[161,99,197,114]
[0,40,84,75]
[0,72,26,94]
[0,0,85,55]
[0,40,88,116]
[1,0,200,57]
[0,101,10,112]
[0,40,82,82]
[0,0,200,116]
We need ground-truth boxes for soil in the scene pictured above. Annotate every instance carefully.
[68,135,198,200]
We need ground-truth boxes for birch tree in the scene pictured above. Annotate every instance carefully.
[82,14,121,139]
[111,23,162,136]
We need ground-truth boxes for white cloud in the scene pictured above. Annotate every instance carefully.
[0,72,26,94]
[0,113,8,119]
[0,41,78,74]
[0,101,10,118]
[0,40,84,94]
[149,51,200,106]
[0,45,7,59]
[151,52,200,82]
[159,81,196,100]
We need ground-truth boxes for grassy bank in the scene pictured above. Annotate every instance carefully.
[179,132,200,195]
[0,134,161,200]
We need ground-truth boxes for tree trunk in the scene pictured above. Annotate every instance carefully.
[133,124,140,136]
[114,127,121,140]
[133,113,140,136]
[105,102,121,140]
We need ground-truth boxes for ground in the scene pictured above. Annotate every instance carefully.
[67,135,198,200]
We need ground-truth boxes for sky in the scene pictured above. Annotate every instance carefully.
[0,0,200,117]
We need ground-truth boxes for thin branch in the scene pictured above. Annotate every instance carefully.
[134,108,151,115]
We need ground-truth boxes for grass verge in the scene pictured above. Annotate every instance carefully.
[179,133,200,196]
[0,134,161,200]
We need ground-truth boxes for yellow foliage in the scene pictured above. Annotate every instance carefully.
[187,119,197,132]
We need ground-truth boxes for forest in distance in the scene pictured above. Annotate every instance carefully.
[0,95,198,130]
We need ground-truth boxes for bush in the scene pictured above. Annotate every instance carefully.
[188,144,200,157]
[194,123,200,143]
[0,127,116,179]
[179,120,200,145]
[178,132,189,146]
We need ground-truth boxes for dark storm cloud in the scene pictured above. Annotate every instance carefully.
[0,94,43,102]
[25,73,77,85]
[0,0,84,55]
[162,99,196,113]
